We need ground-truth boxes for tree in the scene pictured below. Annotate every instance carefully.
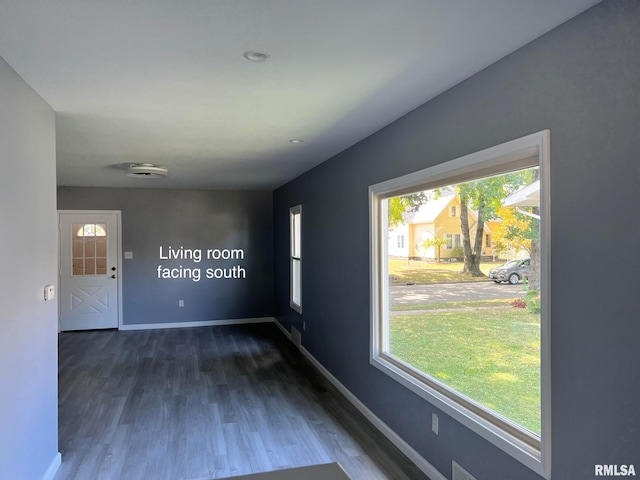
[424,236,448,262]
[492,205,540,290]
[492,206,533,256]
[387,192,430,227]
[493,168,541,290]
[527,170,541,291]
[387,170,540,284]
[455,171,532,277]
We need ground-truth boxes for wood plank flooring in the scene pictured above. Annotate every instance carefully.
[55,323,430,480]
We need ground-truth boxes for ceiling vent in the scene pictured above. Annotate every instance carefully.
[126,163,168,178]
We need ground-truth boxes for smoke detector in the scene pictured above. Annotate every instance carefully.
[126,163,168,178]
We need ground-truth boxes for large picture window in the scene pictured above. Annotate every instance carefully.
[370,131,550,477]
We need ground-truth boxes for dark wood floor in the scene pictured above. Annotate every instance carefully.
[55,323,429,480]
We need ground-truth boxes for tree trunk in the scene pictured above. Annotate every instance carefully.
[459,194,485,277]
[528,239,540,291]
[472,201,486,274]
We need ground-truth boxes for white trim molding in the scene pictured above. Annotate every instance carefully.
[119,317,275,331]
[40,452,61,480]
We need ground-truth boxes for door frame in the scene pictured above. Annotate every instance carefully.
[57,210,123,331]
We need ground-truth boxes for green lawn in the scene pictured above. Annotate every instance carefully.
[390,298,512,312]
[390,306,540,434]
[388,258,503,284]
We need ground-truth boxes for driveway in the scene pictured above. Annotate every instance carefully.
[390,281,526,306]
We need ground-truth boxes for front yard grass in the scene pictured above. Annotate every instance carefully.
[390,298,512,311]
[390,306,540,434]
[388,258,503,284]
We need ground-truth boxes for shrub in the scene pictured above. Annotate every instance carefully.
[510,298,527,309]
[450,246,464,260]
[525,290,541,314]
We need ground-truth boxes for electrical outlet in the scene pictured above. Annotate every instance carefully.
[179,300,184,307]
[432,413,439,435]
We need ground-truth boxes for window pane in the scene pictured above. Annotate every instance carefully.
[84,259,96,275]
[72,223,108,276]
[73,260,84,276]
[76,223,106,237]
[445,234,453,249]
[292,213,301,258]
[96,258,107,275]
[292,258,301,306]
[96,238,107,258]
[72,239,83,257]
[384,166,541,435]
[84,238,96,257]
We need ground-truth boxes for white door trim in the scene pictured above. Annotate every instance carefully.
[57,210,123,331]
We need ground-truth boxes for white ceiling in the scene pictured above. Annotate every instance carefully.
[0,0,599,191]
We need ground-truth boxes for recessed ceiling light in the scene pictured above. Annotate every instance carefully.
[290,139,304,144]
[243,51,269,62]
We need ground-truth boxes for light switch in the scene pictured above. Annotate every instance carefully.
[44,284,55,301]
[124,251,133,259]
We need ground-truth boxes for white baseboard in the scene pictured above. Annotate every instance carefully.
[274,318,293,340]
[119,317,275,331]
[273,319,447,480]
[41,452,61,480]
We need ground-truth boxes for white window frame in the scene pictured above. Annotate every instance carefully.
[290,205,302,313]
[369,130,551,478]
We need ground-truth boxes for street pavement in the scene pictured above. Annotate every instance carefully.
[390,281,526,306]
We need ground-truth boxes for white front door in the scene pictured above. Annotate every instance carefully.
[59,211,121,331]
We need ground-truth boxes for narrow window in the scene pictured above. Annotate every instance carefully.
[370,131,550,477]
[454,233,461,248]
[290,205,302,313]
[445,234,453,249]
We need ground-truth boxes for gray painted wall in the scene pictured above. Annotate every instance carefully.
[58,188,273,326]
[274,2,640,479]
[0,57,59,479]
